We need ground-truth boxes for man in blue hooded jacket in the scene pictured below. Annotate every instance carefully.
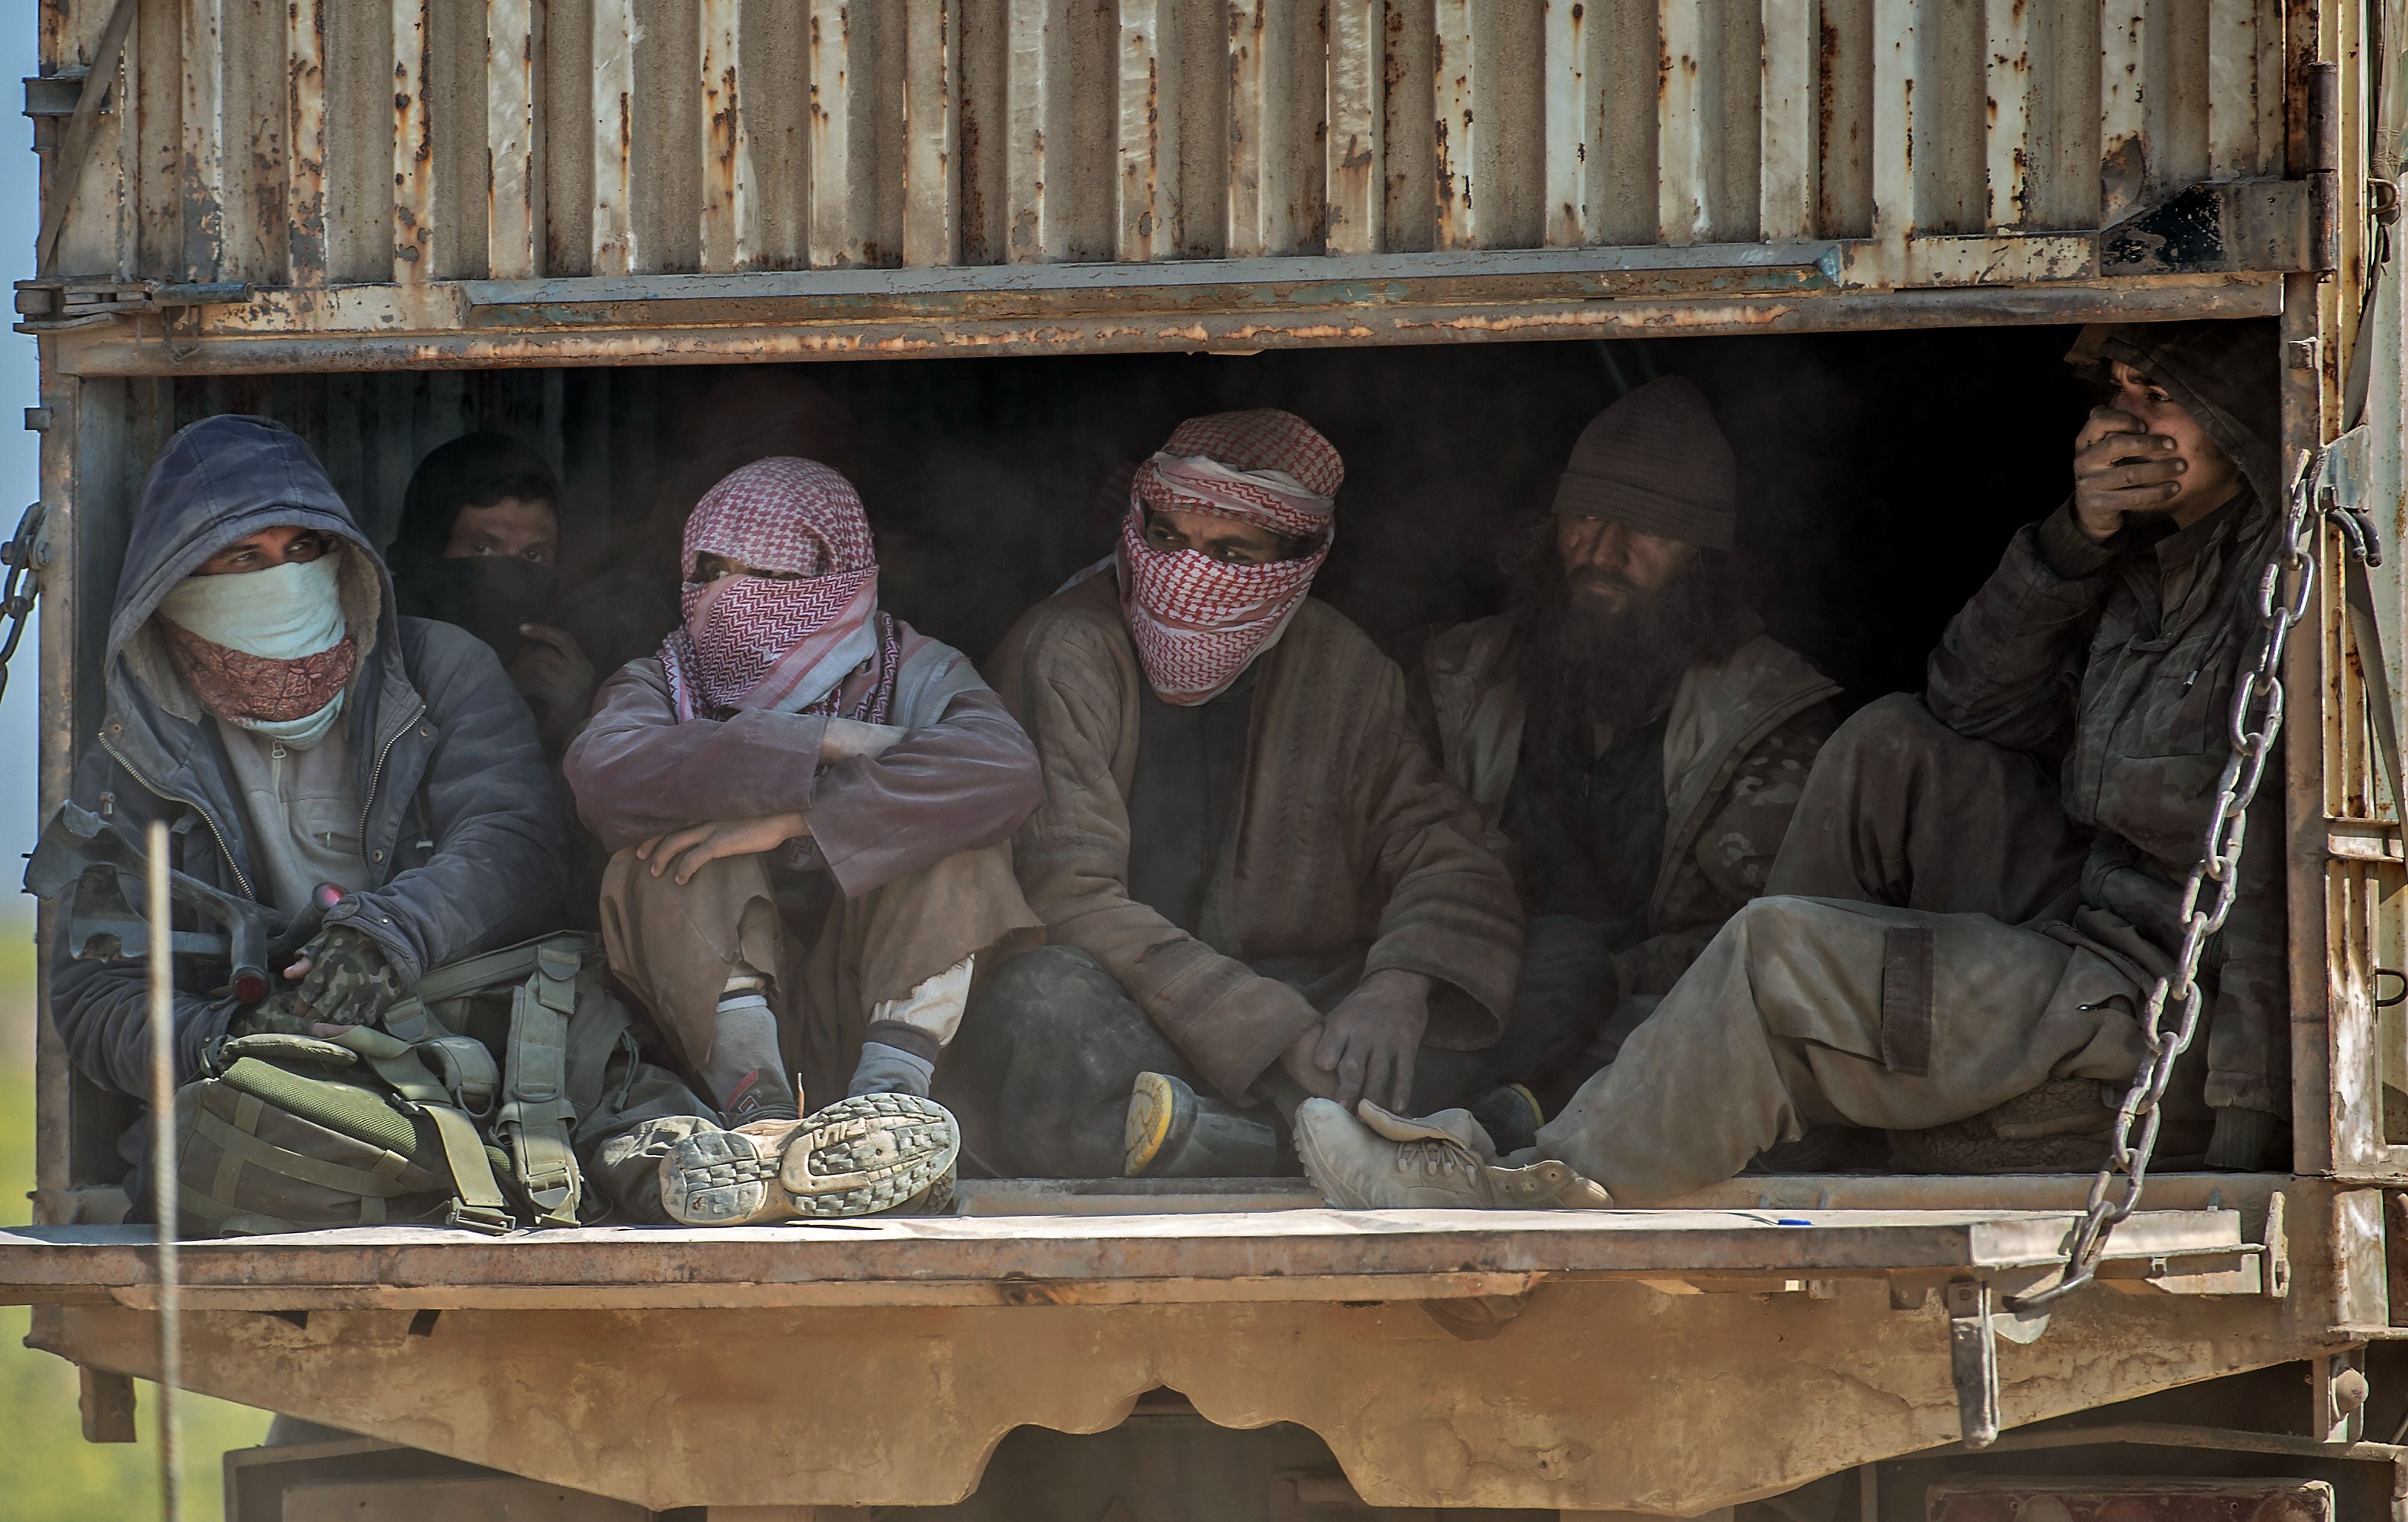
[51,415,569,1126]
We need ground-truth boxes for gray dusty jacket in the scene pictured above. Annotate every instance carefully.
[1419,615,1840,992]
[52,416,567,1098]
[1928,320,2288,1124]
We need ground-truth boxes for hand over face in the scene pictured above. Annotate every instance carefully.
[1312,968,1434,1112]
[508,623,597,738]
[637,811,811,885]
[281,924,403,1028]
[2070,360,2241,542]
[2072,407,2188,541]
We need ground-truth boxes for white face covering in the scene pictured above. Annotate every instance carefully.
[158,551,350,747]
[157,553,346,659]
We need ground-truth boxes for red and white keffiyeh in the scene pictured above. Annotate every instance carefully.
[660,457,898,722]
[1116,409,1344,705]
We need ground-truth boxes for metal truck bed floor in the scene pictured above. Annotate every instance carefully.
[0,1199,2255,1311]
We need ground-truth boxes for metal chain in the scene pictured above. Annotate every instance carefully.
[2008,456,2327,1313]
[0,502,43,708]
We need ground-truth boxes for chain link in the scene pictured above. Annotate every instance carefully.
[0,502,43,709]
[2008,457,2326,1313]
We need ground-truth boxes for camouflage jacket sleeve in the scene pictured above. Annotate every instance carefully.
[1925,502,2120,759]
[1615,701,1839,996]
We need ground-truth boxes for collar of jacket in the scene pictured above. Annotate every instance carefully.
[2114,486,2265,649]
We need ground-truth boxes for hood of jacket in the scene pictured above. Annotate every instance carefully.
[108,415,397,741]
[98,416,429,912]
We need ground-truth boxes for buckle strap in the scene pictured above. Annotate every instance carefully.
[497,980,581,1228]
[420,1104,514,1235]
[421,1035,499,1113]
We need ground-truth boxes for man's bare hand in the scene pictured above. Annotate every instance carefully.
[2073,406,2186,542]
[508,626,597,732]
[1276,1024,1341,1101]
[821,718,909,765]
[637,811,810,885]
[1314,968,1433,1112]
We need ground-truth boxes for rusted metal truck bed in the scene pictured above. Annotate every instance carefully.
[0,1176,2341,1513]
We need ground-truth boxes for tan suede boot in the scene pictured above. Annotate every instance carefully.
[1296,1098,1614,1210]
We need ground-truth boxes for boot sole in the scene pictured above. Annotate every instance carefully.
[661,1094,961,1226]
[1122,1071,1181,1177]
[1292,1100,1372,1210]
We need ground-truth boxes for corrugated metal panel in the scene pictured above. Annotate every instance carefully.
[36,0,2294,292]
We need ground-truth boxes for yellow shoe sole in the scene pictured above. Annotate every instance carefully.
[1122,1071,1178,1177]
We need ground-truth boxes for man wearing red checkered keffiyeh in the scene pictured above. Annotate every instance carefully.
[566,457,1045,1225]
[1113,409,1343,704]
[956,410,1543,1182]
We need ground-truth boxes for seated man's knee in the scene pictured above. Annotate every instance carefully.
[1721,894,1831,951]
[964,944,1116,1041]
[1819,691,1947,769]
[602,844,772,908]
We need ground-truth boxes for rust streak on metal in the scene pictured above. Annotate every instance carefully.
[591,0,637,274]
[391,0,435,281]
[701,0,744,271]
[1327,0,1382,255]
[1432,0,1475,249]
[285,0,329,285]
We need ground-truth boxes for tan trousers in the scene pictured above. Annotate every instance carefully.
[1536,694,2158,1203]
[598,842,1043,1107]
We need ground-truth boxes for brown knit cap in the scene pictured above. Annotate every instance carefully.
[1549,376,1738,551]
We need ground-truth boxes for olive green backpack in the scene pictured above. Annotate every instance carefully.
[175,932,652,1236]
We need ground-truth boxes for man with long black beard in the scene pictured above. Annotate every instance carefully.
[1420,377,1840,1118]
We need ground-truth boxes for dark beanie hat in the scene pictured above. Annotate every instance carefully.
[1549,376,1738,551]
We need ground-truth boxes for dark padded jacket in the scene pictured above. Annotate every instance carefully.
[52,416,566,1098]
[1926,320,2289,1124]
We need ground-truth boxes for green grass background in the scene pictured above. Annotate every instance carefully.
[0,913,273,1520]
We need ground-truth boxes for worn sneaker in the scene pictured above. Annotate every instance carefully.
[659,1094,961,1226]
[1296,1098,1613,1210]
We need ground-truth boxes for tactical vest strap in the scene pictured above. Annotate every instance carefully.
[421,1104,514,1236]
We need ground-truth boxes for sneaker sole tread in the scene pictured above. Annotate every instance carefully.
[663,1095,960,1226]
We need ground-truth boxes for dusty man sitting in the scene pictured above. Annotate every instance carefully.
[1302,321,2291,1207]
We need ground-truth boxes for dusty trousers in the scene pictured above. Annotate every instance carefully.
[598,842,1041,1108]
[948,915,1613,1178]
[1536,694,2154,1203]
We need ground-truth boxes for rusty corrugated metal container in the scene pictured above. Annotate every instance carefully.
[20,0,2322,369]
[7,1,2408,1517]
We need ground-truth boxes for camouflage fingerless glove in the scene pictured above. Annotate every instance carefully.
[290,924,403,1028]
